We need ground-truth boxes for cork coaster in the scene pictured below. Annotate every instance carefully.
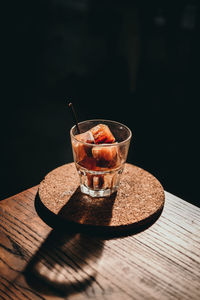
[38,163,165,230]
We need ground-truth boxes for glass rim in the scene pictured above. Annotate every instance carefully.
[70,119,132,147]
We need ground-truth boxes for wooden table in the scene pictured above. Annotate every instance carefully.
[0,186,200,299]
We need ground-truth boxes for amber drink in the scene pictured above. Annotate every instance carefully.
[70,120,132,197]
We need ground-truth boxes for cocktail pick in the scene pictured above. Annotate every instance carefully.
[68,101,81,134]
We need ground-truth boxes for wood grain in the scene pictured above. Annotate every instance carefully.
[0,186,200,299]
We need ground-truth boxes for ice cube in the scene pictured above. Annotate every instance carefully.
[90,124,115,144]
[92,144,120,168]
[75,131,94,144]
[72,131,94,162]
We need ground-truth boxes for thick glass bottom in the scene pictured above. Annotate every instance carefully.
[80,184,117,197]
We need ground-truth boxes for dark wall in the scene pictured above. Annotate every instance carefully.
[1,0,200,206]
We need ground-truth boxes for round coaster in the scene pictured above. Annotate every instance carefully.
[38,163,165,229]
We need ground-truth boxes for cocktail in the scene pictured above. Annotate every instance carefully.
[70,119,132,197]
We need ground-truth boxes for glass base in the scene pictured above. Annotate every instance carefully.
[80,184,117,197]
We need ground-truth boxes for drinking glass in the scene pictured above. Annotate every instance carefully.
[70,119,132,197]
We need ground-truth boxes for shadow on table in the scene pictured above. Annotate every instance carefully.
[24,188,163,298]
[24,230,104,298]
[24,189,116,298]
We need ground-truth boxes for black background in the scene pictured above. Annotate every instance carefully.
[1,0,199,206]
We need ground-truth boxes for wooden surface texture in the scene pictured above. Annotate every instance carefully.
[0,186,200,299]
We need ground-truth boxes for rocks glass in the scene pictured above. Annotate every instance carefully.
[70,119,132,197]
